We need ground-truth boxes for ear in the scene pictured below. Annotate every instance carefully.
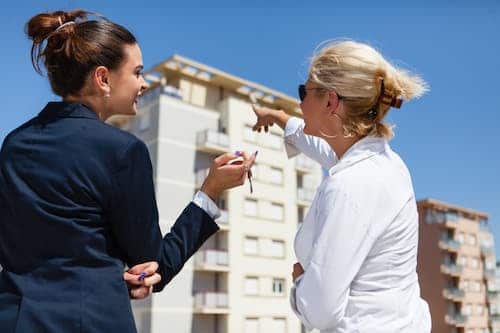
[93,66,111,96]
[326,91,340,115]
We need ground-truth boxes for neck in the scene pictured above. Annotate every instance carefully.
[323,134,363,160]
[63,95,108,121]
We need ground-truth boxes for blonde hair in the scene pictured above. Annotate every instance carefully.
[308,40,429,139]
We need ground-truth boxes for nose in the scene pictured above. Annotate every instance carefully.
[141,76,150,91]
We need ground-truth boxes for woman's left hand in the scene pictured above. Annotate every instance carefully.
[123,261,162,299]
[292,262,304,282]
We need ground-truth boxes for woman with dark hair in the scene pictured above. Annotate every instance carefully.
[0,10,254,332]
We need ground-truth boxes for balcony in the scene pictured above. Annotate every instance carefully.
[441,263,464,277]
[297,187,315,204]
[438,238,461,253]
[194,292,229,314]
[295,155,316,173]
[194,250,229,272]
[196,129,230,154]
[443,287,465,301]
[490,314,500,325]
[445,313,468,327]
[488,290,499,302]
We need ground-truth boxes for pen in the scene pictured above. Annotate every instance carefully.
[249,150,258,193]
[138,271,147,282]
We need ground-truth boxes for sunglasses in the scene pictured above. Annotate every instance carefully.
[298,84,343,102]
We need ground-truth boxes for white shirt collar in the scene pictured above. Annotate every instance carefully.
[328,136,388,176]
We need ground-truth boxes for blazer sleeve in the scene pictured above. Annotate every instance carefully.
[108,139,219,291]
[283,117,337,169]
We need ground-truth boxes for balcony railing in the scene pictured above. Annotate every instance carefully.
[443,287,465,300]
[490,314,500,324]
[297,187,315,203]
[194,250,229,270]
[445,313,468,326]
[488,290,499,301]
[194,292,229,311]
[441,263,464,276]
[295,155,316,172]
[438,238,461,252]
[196,129,230,154]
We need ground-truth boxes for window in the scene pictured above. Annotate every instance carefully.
[270,240,285,258]
[462,304,472,315]
[272,278,285,296]
[466,234,477,246]
[460,280,469,291]
[298,207,305,224]
[245,277,259,295]
[457,232,465,244]
[244,199,258,216]
[244,237,259,255]
[474,304,483,315]
[270,203,284,220]
[271,318,286,333]
[245,318,259,333]
[471,280,481,292]
[457,256,467,267]
[471,258,479,269]
[486,260,496,270]
[269,167,283,185]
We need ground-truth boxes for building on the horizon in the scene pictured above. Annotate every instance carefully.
[108,55,321,333]
[417,198,499,333]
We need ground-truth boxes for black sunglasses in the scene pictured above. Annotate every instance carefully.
[298,84,343,102]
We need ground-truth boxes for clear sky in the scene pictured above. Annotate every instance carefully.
[1,1,499,253]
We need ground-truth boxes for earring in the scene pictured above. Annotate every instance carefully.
[318,126,338,138]
[104,92,110,98]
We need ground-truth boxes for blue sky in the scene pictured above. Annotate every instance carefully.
[1,1,499,253]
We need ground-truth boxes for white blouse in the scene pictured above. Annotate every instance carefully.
[284,117,431,333]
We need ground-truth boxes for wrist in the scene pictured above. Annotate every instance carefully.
[200,181,220,202]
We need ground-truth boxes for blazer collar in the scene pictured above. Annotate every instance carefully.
[38,102,100,120]
[328,136,389,176]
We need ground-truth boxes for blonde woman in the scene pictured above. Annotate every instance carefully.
[252,40,431,332]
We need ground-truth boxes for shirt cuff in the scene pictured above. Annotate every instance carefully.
[284,116,305,137]
[192,190,221,220]
[284,117,304,159]
[290,274,314,331]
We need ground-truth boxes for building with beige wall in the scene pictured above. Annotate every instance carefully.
[109,55,321,333]
[417,199,499,333]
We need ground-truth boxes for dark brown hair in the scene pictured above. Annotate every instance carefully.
[25,10,137,97]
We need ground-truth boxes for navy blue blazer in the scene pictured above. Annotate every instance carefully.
[0,102,219,332]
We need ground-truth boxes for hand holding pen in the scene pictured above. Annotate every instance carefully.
[226,150,258,193]
[123,261,162,300]
[200,151,257,201]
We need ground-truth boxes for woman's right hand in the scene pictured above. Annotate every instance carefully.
[200,151,256,201]
[252,104,290,132]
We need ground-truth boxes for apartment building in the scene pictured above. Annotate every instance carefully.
[417,199,499,333]
[108,55,322,333]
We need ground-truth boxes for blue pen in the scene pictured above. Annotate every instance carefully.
[138,271,147,282]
